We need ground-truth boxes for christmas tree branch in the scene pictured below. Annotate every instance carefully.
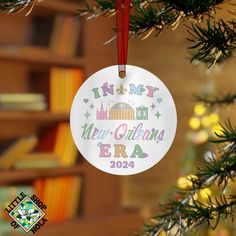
[196,93,236,107]
[188,20,236,66]
[213,121,236,145]
[78,0,225,36]
[141,122,236,235]
[0,0,38,14]
[144,196,236,235]
[78,0,236,64]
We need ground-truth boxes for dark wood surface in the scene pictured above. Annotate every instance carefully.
[36,211,142,236]
[0,165,85,184]
[0,47,84,67]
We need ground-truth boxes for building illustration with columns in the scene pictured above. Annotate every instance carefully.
[109,102,135,120]
[96,102,148,120]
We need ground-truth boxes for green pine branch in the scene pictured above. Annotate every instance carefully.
[188,20,236,67]
[0,0,35,14]
[77,0,236,65]
[213,121,236,145]
[196,93,236,107]
[140,122,236,235]
[78,0,225,20]
[144,196,236,235]
[78,0,225,36]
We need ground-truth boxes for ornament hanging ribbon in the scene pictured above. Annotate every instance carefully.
[116,0,131,78]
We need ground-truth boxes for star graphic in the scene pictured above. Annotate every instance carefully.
[151,103,156,109]
[84,111,91,119]
[155,111,161,119]
[90,103,94,109]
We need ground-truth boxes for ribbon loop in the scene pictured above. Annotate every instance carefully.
[116,0,131,78]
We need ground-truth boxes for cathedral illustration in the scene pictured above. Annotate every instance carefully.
[96,102,149,120]
[96,102,108,120]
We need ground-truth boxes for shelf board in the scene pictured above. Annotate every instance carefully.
[0,111,70,140]
[38,0,82,14]
[0,165,85,184]
[0,46,84,67]
[0,111,69,123]
[36,210,142,236]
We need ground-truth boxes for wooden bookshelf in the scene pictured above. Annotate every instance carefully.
[0,165,85,184]
[0,46,84,67]
[0,111,69,140]
[0,1,141,235]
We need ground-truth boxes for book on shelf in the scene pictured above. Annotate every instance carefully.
[50,15,82,56]
[38,123,78,167]
[50,67,84,113]
[30,14,82,56]
[0,136,38,170]
[0,122,78,169]
[35,175,82,222]
[13,153,60,169]
[0,102,46,111]
[0,93,47,111]
[0,177,82,227]
[0,93,45,103]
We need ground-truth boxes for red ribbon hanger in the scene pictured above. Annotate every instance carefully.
[116,0,131,78]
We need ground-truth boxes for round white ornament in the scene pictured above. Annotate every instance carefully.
[70,65,177,175]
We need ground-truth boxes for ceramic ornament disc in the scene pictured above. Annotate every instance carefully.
[70,65,177,175]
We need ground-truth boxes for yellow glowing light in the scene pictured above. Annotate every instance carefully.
[177,177,189,188]
[199,188,212,200]
[194,104,206,116]
[201,116,211,127]
[209,113,219,124]
[212,124,223,136]
[194,130,209,144]
[189,117,201,130]
[177,175,196,188]
[159,231,167,236]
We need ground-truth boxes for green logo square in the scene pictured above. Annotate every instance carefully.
[9,196,45,233]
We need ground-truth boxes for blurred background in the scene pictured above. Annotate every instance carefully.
[0,0,235,236]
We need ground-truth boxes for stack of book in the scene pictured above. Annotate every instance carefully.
[0,123,78,170]
[50,68,84,113]
[0,136,59,170]
[0,178,82,227]
[0,124,81,226]
[38,123,78,167]
[50,15,82,56]
[35,175,82,222]
[0,93,46,111]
